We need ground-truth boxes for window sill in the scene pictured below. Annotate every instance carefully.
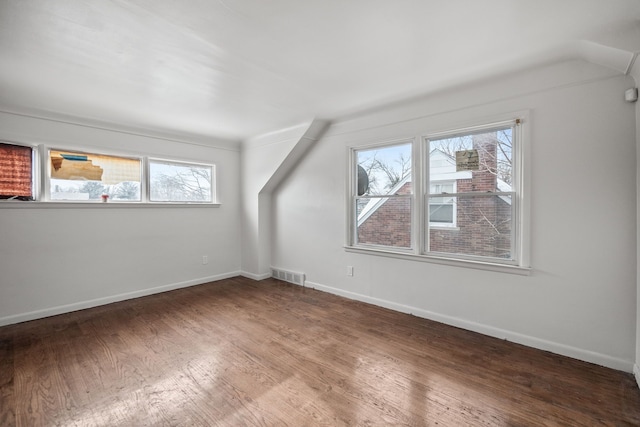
[0,201,221,209]
[429,225,460,231]
[344,245,531,276]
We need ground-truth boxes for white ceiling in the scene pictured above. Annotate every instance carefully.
[1,0,639,142]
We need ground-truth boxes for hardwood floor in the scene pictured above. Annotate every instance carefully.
[1,276,639,426]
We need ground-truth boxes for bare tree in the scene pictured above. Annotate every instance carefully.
[494,129,513,185]
[358,152,411,195]
[151,167,211,201]
[358,152,380,195]
[80,181,105,199]
[372,153,411,190]
[113,181,139,200]
[431,131,512,186]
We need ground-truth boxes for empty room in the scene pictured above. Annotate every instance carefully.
[2,0,640,425]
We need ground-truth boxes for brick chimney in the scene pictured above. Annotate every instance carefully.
[457,132,498,193]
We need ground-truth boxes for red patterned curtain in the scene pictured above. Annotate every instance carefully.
[0,143,33,199]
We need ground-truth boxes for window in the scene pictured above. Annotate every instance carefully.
[0,144,218,206]
[429,181,456,226]
[149,159,214,203]
[0,142,34,200]
[426,124,516,261]
[353,141,412,249]
[49,149,141,201]
[349,118,524,269]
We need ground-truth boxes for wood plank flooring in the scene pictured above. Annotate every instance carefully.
[1,276,639,426]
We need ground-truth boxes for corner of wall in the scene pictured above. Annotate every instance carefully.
[240,119,329,278]
[240,271,272,281]
[629,53,640,86]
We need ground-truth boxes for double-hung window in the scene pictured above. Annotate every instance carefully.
[353,141,413,249]
[426,122,518,262]
[349,118,525,270]
[429,181,456,227]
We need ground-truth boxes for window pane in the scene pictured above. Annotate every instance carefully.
[357,196,412,248]
[356,143,412,196]
[429,204,453,223]
[149,161,212,202]
[49,150,141,201]
[0,143,33,200]
[431,182,454,194]
[428,195,513,259]
[429,127,512,193]
[429,179,455,226]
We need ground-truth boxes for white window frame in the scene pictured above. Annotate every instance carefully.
[0,143,220,207]
[147,158,217,204]
[423,119,522,265]
[348,138,415,251]
[0,140,39,201]
[346,115,530,275]
[44,147,144,203]
[428,180,457,228]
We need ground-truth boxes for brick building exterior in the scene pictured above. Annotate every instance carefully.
[357,132,512,258]
[357,181,412,248]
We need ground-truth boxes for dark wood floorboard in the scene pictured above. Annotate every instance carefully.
[1,276,639,426]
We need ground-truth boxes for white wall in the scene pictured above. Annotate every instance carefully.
[637,97,640,381]
[632,61,640,383]
[240,123,310,278]
[240,120,329,279]
[271,60,638,371]
[637,88,640,383]
[0,112,242,326]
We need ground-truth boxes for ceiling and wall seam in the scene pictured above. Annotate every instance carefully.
[329,70,629,138]
[0,109,241,152]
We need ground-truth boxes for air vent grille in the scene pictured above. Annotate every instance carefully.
[271,267,305,286]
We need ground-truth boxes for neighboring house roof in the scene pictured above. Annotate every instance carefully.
[357,174,411,226]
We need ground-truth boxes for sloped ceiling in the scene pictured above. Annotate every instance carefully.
[0,0,639,142]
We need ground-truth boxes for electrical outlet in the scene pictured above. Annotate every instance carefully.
[347,266,354,276]
[202,255,208,265]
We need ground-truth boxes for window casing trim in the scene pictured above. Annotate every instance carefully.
[344,244,531,275]
[423,118,522,264]
[0,201,220,209]
[346,113,530,272]
[147,157,217,204]
[0,143,219,206]
[348,138,415,249]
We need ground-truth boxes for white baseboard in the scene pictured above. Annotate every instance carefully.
[305,280,634,373]
[634,364,640,389]
[240,271,272,281]
[0,271,241,327]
